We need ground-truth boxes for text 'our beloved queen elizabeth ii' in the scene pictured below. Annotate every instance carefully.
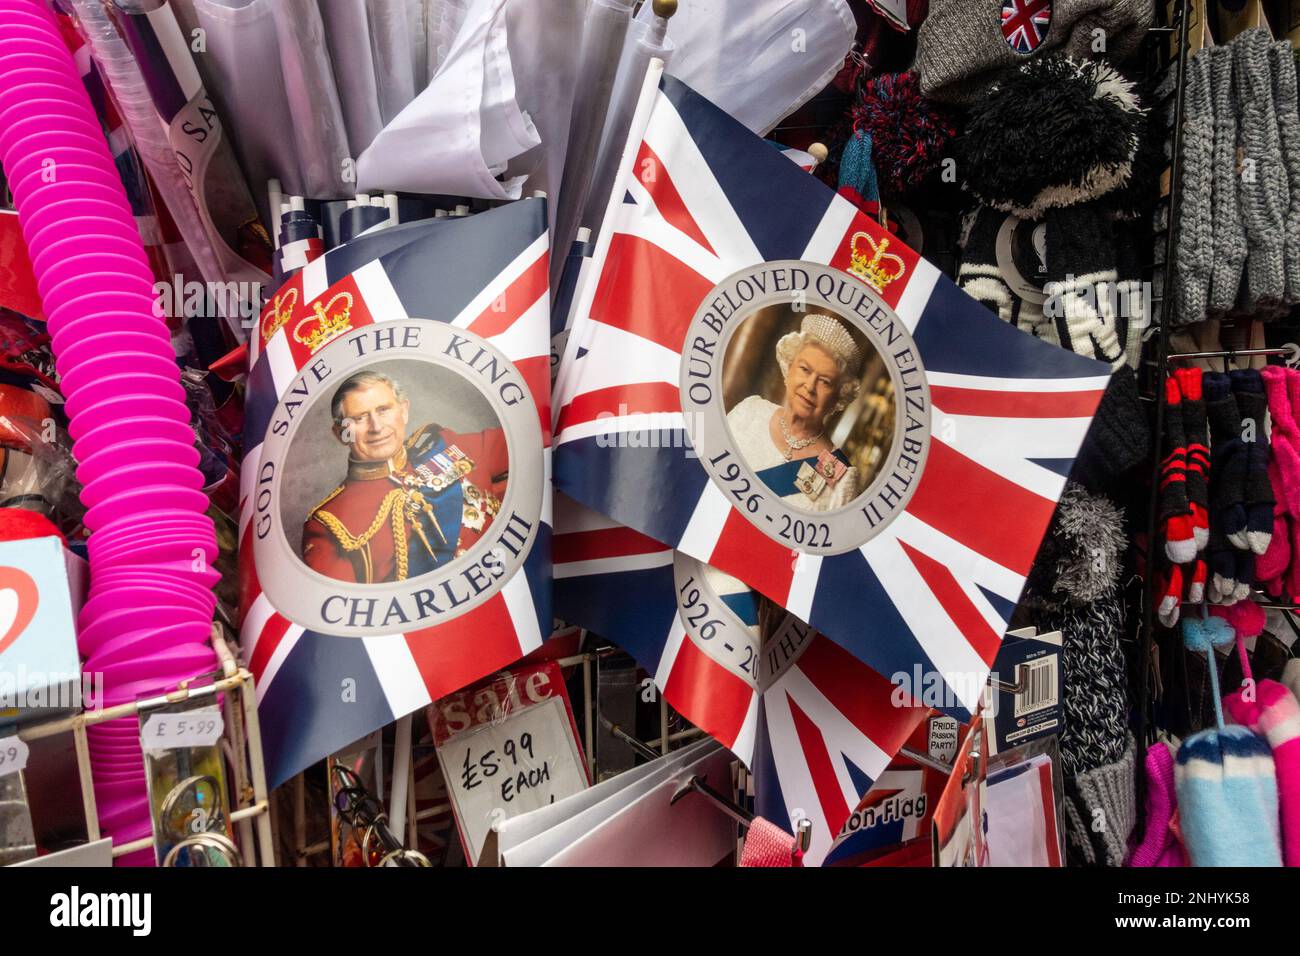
[681,261,931,555]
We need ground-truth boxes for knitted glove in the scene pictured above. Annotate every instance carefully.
[1229,368,1275,555]
[1233,28,1289,314]
[1207,45,1248,317]
[1173,49,1214,326]
[1269,41,1300,306]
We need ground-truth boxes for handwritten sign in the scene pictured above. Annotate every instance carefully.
[431,662,588,865]
[140,708,224,751]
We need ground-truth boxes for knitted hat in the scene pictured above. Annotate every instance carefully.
[1044,202,1127,367]
[1224,679,1300,866]
[1023,481,1127,609]
[916,0,1154,105]
[1128,739,1188,867]
[959,56,1148,218]
[1035,588,1129,777]
[1175,611,1283,866]
[956,205,1049,335]
[1070,363,1150,491]
[1063,733,1137,866]
[854,72,958,197]
[1176,726,1282,866]
[1172,49,1214,326]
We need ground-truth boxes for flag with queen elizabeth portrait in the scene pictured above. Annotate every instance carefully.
[552,70,1114,723]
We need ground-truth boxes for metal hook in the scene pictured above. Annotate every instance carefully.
[670,773,754,828]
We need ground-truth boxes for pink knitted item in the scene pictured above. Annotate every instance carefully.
[1129,740,1187,867]
[1261,367,1300,593]
[1224,680,1300,866]
[1284,659,1300,705]
[739,817,803,867]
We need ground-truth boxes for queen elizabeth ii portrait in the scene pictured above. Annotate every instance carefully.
[724,313,865,513]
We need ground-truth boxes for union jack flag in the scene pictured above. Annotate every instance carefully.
[552,73,1111,722]
[240,199,552,788]
[553,493,927,866]
[1000,0,1053,55]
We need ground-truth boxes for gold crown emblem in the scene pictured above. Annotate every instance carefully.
[261,287,298,342]
[848,231,906,292]
[293,291,353,352]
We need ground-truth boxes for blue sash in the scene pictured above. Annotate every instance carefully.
[405,433,464,574]
[754,448,851,499]
[720,590,759,628]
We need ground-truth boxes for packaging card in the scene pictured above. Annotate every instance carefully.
[983,629,1063,755]
[931,717,988,867]
[0,537,83,729]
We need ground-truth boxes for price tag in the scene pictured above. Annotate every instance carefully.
[0,736,29,777]
[140,709,223,751]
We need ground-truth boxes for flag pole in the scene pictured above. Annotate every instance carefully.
[551,56,666,430]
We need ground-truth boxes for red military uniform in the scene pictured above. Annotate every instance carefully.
[302,423,509,584]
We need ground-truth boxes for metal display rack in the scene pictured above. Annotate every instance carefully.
[9,627,274,866]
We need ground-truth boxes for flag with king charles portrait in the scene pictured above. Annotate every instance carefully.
[240,199,552,788]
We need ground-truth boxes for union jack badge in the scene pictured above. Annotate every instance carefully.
[1000,0,1052,55]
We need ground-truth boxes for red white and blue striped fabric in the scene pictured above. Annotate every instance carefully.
[552,75,1111,721]
[553,493,927,866]
[239,199,552,788]
[554,493,761,757]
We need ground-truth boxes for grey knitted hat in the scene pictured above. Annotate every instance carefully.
[916,0,1155,105]
[1173,48,1213,326]
[1063,733,1137,866]
[1269,40,1300,306]
[1233,27,1288,313]
[1207,45,1247,318]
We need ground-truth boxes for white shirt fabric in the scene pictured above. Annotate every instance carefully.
[725,396,860,513]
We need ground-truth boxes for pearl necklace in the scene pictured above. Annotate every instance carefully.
[778,412,822,461]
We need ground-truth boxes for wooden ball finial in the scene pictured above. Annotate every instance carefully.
[652,0,677,19]
[808,142,829,163]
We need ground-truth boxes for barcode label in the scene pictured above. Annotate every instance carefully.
[1014,657,1058,717]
